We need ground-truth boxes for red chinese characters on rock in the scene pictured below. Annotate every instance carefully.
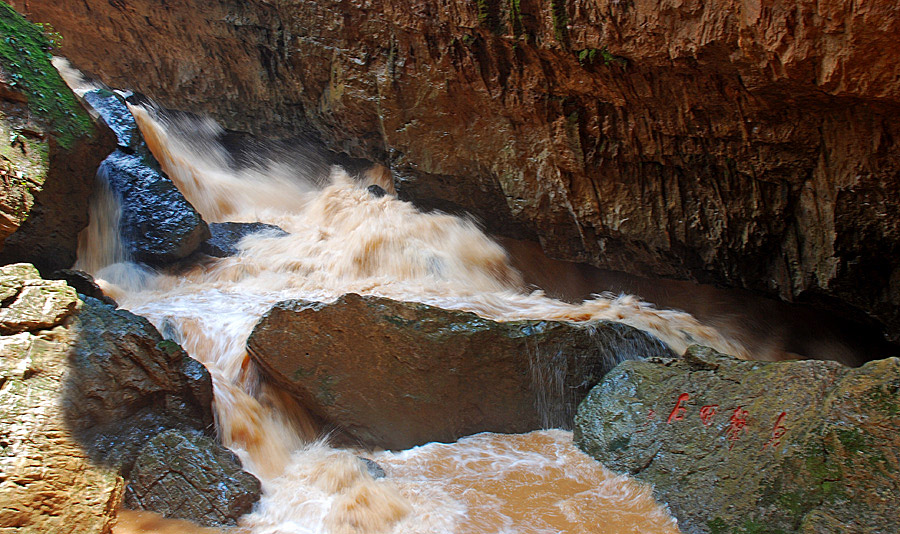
[763,412,788,450]
[726,407,749,449]
[699,405,719,426]
[667,393,690,423]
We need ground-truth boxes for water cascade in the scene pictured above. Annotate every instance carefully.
[76,102,748,533]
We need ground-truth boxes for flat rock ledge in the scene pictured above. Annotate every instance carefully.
[574,346,900,534]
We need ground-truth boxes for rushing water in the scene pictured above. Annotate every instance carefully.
[68,97,754,533]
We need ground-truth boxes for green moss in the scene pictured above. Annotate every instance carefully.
[508,0,523,36]
[156,340,183,357]
[550,0,568,43]
[0,4,94,150]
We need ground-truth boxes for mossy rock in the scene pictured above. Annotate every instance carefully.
[574,346,900,533]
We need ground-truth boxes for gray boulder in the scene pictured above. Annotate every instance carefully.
[126,429,261,527]
[98,149,209,264]
[574,345,900,534]
[200,221,288,258]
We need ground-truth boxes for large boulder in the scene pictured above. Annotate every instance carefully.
[0,3,115,273]
[10,0,900,339]
[125,429,261,528]
[247,293,672,450]
[97,149,209,264]
[78,87,210,264]
[64,295,215,471]
[574,346,900,534]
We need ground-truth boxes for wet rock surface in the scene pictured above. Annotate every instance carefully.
[248,293,672,450]
[12,0,900,338]
[125,429,261,527]
[52,268,119,307]
[82,89,146,155]
[65,296,215,472]
[574,346,900,534]
[200,221,288,258]
[0,4,115,273]
[98,149,209,264]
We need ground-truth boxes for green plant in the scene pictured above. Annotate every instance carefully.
[576,46,628,67]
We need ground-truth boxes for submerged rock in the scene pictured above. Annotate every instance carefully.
[200,221,288,258]
[248,293,672,450]
[126,429,261,527]
[98,149,209,264]
[0,3,115,273]
[574,346,900,534]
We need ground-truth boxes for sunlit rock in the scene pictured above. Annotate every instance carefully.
[248,293,673,450]
[575,346,900,533]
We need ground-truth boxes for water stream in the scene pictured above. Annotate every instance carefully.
[72,101,752,533]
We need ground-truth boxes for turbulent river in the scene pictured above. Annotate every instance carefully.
[71,88,750,533]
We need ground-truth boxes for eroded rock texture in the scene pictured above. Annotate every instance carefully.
[0,3,114,273]
[0,263,259,530]
[125,430,261,528]
[9,0,900,339]
[0,264,122,534]
[248,293,672,449]
[574,346,900,533]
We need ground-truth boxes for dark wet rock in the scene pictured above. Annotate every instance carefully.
[0,265,122,533]
[82,88,145,154]
[574,346,900,534]
[248,293,672,450]
[366,184,387,198]
[0,263,80,334]
[359,457,386,479]
[65,296,215,472]
[0,3,116,273]
[99,149,209,264]
[200,221,288,258]
[125,429,261,527]
[52,268,119,307]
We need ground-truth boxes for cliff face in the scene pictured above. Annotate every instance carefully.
[12,0,900,338]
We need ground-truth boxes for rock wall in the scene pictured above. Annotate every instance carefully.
[10,0,900,338]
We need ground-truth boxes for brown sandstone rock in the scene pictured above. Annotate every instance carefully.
[0,267,122,534]
[9,0,900,339]
[247,293,672,450]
